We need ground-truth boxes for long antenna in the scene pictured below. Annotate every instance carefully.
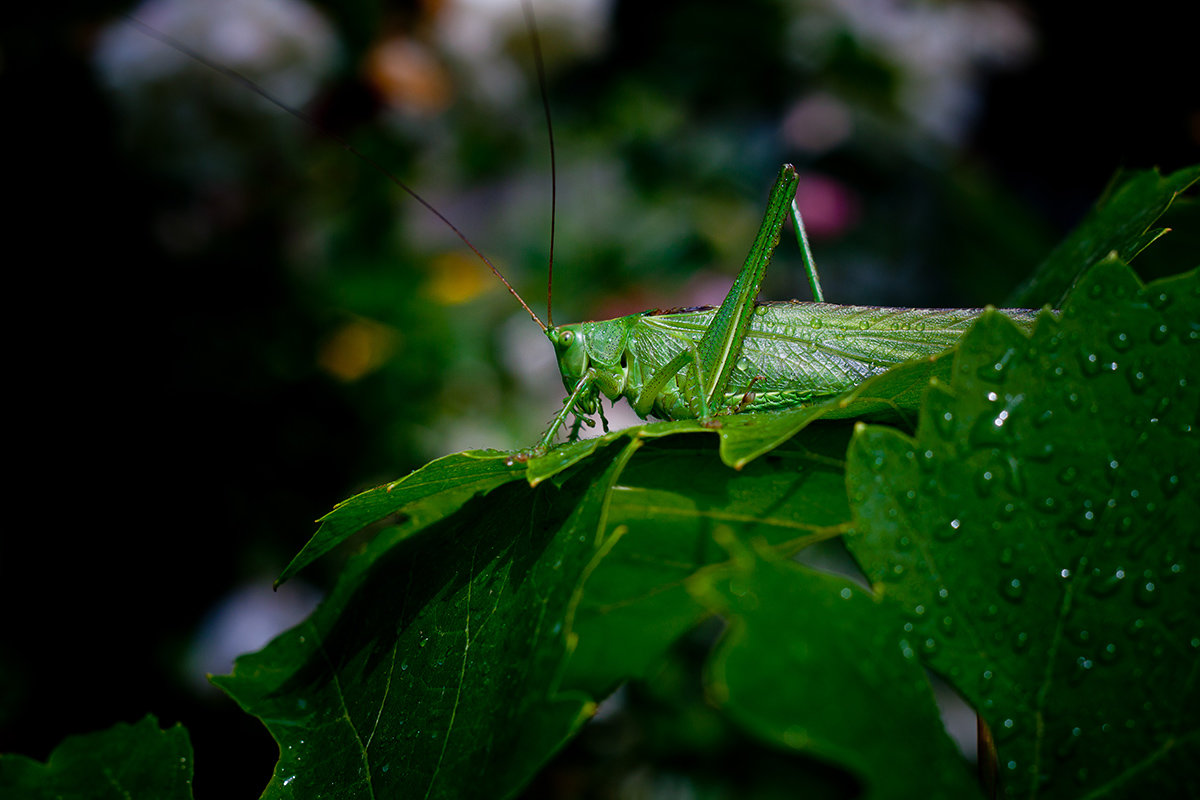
[520,0,557,328]
[124,14,548,332]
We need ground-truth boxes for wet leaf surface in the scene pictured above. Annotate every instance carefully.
[0,716,193,800]
[40,167,1185,799]
[846,260,1199,797]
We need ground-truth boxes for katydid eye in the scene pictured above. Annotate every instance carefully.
[561,330,574,345]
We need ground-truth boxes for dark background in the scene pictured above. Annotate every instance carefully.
[3,0,1196,795]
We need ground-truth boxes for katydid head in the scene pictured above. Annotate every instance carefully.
[547,323,588,382]
[546,323,600,413]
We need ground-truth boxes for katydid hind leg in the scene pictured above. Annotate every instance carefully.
[690,164,800,412]
[791,194,825,302]
[630,165,799,424]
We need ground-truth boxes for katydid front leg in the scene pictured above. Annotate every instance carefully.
[540,371,598,449]
[635,164,801,424]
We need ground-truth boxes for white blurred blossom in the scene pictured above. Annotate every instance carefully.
[791,0,1035,143]
[435,0,613,104]
[94,0,337,107]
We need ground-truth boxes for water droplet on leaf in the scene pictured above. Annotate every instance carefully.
[1001,577,1025,602]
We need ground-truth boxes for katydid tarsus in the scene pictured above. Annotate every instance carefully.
[127,4,1042,455]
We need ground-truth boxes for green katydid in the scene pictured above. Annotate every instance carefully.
[126,8,1041,455]
[531,163,1039,450]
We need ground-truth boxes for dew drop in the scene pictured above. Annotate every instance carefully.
[969,413,1011,448]
[1149,323,1170,344]
[1001,577,1026,603]
[977,349,1017,383]
[1126,363,1150,393]
[1087,568,1125,597]
[937,518,962,541]
[1013,630,1030,652]
[1149,290,1172,309]
[1073,507,1097,537]
[1080,351,1101,376]
[1108,331,1132,352]
[1055,728,1081,758]
[1134,577,1159,607]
